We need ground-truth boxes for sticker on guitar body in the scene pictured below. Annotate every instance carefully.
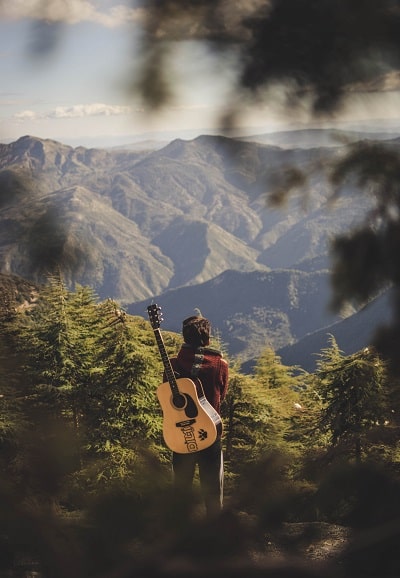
[175,418,209,453]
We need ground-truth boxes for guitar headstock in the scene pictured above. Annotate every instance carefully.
[147,303,163,329]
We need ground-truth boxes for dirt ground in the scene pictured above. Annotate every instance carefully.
[264,521,351,561]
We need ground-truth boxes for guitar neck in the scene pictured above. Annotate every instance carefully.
[153,328,180,397]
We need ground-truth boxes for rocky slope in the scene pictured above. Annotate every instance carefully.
[0,132,392,365]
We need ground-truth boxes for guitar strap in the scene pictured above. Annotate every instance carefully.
[175,348,205,380]
[190,349,205,378]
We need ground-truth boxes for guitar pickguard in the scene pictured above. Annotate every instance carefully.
[174,393,198,418]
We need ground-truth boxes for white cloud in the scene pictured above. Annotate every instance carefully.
[0,0,144,28]
[14,103,134,120]
[51,103,133,118]
[14,109,38,120]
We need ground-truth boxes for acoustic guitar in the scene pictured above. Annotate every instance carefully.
[147,304,222,454]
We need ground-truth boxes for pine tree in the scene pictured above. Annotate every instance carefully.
[221,349,306,484]
[253,347,307,451]
[13,275,100,426]
[6,276,165,490]
[314,337,388,462]
[222,370,268,466]
[81,299,165,483]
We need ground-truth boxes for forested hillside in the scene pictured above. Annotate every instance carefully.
[0,277,398,577]
[128,268,341,363]
[0,273,38,320]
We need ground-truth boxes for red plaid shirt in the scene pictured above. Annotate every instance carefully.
[167,344,229,414]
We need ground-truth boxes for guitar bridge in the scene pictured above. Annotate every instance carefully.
[176,418,196,428]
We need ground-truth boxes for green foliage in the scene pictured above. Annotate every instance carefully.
[253,348,307,449]
[2,277,400,577]
[1,275,165,495]
[314,337,389,462]
[222,371,270,473]
[80,301,164,483]
[222,348,309,499]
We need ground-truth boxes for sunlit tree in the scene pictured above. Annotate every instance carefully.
[253,347,307,449]
[315,339,388,462]
[82,300,164,482]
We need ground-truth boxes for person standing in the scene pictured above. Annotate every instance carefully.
[166,314,229,518]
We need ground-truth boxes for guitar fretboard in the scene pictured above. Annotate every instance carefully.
[153,328,180,398]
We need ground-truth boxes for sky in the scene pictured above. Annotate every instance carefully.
[0,0,250,147]
[2,0,400,148]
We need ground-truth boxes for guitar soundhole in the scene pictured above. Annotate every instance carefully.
[172,394,186,409]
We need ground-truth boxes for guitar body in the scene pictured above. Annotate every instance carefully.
[157,377,223,454]
[147,303,223,454]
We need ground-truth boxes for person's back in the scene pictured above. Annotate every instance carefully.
[171,348,228,414]
[167,315,229,517]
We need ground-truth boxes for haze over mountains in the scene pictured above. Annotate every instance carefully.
[0,129,396,370]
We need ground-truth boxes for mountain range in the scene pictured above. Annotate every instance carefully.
[0,130,396,370]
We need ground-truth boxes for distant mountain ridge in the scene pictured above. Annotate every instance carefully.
[241,127,400,149]
[128,268,341,363]
[0,134,313,301]
[277,289,393,372]
[0,131,397,368]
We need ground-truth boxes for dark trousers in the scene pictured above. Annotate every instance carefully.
[172,438,223,517]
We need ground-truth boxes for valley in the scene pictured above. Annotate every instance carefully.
[0,129,395,369]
